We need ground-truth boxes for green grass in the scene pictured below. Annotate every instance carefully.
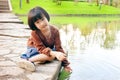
[58,69,71,80]
[11,0,120,26]
[50,16,120,25]
[19,16,120,27]
[11,0,120,15]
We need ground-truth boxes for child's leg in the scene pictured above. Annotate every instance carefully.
[28,53,55,63]
[18,47,38,71]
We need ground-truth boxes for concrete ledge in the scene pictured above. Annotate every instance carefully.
[34,60,62,80]
[0,23,62,80]
[0,13,23,23]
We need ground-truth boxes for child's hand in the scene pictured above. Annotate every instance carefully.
[64,66,72,73]
[56,52,67,61]
[42,47,51,56]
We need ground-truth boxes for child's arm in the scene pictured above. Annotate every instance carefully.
[31,31,50,56]
[54,30,65,53]
[50,51,67,61]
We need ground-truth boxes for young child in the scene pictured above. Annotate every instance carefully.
[18,6,72,72]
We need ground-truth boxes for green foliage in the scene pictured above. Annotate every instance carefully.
[60,0,74,1]
[11,0,120,15]
[19,16,120,28]
[11,0,120,28]
[58,69,71,80]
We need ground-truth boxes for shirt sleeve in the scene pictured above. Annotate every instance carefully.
[54,30,70,67]
[31,31,46,54]
[54,30,65,53]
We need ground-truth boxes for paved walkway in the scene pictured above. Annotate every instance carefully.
[0,13,23,23]
[0,13,61,80]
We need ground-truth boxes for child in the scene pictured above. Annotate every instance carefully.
[18,6,72,73]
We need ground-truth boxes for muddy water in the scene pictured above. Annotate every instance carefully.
[59,21,120,80]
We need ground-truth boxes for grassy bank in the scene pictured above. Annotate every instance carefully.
[11,0,120,26]
[19,16,120,27]
[11,0,120,15]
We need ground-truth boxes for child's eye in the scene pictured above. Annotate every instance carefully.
[36,21,40,23]
[35,20,40,24]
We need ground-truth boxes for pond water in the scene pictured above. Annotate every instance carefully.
[59,20,120,80]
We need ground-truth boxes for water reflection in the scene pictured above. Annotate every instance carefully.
[59,20,120,80]
[60,21,120,52]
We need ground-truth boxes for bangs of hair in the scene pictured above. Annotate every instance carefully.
[32,12,43,22]
[28,6,50,30]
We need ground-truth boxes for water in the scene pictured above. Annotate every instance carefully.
[59,21,120,80]
[1,20,120,80]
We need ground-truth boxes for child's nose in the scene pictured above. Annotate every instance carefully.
[41,21,47,26]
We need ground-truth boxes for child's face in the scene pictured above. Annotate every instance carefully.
[34,17,49,31]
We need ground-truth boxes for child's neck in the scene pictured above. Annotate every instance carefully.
[41,27,51,39]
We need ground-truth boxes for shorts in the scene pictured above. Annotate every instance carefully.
[21,47,56,59]
[20,47,39,59]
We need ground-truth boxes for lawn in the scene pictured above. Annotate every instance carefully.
[19,16,120,28]
[11,0,120,15]
[11,0,120,28]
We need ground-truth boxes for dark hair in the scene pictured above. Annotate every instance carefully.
[28,6,50,30]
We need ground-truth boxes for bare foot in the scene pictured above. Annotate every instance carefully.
[17,59,36,72]
[64,66,72,73]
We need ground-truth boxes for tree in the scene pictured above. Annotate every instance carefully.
[74,0,78,5]
[19,0,22,9]
[53,0,61,5]
[96,0,99,6]
[104,0,109,5]
[110,0,113,6]
[26,0,29,3]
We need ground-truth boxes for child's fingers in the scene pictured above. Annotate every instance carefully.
[57,53,67,61]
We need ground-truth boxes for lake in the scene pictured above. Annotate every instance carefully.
[59,19,120,80]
